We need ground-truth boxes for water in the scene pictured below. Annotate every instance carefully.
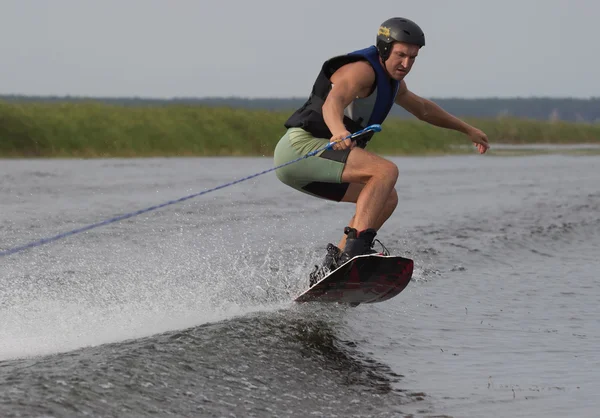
[1,154,599,417]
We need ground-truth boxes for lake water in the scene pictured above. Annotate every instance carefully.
[1,153,599,417]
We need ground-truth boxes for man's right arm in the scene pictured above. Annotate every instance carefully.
[322,61,375,150]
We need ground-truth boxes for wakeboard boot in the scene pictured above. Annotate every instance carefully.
[309,243,343,287]
[338,227,378,265]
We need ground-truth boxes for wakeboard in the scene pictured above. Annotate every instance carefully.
[294,254,414,305]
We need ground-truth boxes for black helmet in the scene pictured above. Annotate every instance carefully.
[376,17,425,62]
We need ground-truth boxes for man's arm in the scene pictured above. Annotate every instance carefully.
[395,80,471,134]
[322,61,375,150]
[395,81,490,153]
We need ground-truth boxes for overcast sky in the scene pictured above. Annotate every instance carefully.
[0,0,597,99]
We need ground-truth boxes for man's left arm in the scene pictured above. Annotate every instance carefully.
[395,81,490,154]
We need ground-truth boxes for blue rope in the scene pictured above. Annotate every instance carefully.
[0,124,382,257]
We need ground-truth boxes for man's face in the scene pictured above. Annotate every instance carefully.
[384,42,420,80]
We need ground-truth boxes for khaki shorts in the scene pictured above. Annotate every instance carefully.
[273,128,351,202]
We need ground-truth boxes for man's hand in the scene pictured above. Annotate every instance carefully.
[467,127,490,154]
[329,131,354,150]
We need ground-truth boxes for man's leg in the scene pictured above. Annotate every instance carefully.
[341,147,399,228]
[337,185,398,249]
[334,148,399,249]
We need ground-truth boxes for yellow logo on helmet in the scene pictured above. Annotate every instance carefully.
[378,26,391,37]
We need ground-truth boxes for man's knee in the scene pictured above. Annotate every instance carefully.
[386,188,399,212]
[373,160,399,183]
[385,161,399,181]
[343,149,399,184]
[356,160,398,184]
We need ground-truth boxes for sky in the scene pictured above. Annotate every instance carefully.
[0,0,598,99]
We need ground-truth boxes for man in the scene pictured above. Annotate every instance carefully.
[273,17,490,285]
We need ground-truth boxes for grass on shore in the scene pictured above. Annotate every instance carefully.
[1,101,599,158]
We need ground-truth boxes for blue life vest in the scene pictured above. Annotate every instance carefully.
[284,45,399,147]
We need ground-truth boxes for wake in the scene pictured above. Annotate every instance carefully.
[0,243,312,361]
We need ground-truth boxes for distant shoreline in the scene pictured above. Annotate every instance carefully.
[2,94,600,123]
[1,101,599,158]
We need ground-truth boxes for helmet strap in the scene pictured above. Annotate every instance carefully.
[376,40,392,63]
